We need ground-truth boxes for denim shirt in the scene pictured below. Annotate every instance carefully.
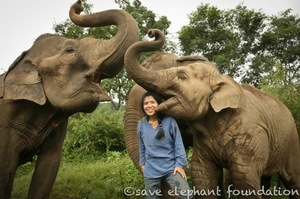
[138,116,188,178]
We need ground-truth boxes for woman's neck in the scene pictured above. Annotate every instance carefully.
[148,115,158,129]
[148,114,158,122]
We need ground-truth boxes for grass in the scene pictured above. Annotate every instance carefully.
[12,152,144,199]
[12,152,291,199]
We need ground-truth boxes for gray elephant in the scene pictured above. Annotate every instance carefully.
[124,29,300,199]
[0,1,139,198]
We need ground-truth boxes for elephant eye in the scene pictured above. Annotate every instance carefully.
[177,71,188,80]
[65,46,75,53]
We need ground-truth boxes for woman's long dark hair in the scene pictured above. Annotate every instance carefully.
[141,92,163,115]
[141,91,165,139]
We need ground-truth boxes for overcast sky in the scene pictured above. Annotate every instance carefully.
[1,0,299,72]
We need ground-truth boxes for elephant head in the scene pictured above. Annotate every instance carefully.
[125,29,246,121]
[1,0,139,114]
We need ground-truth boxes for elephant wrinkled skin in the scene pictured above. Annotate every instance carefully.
[0,1,139,198]
[124,29,300,199]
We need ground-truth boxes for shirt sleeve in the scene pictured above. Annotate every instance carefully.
[171,118,188,169]
[138,120,146,166]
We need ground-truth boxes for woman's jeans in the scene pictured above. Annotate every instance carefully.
[145,172,191,199]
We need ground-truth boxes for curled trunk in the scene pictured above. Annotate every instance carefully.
[69,0,139,78]
[124,29,166,92]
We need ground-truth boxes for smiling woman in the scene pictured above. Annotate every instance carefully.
[137,91,191,199]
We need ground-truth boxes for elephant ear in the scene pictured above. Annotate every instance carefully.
[2,51,46,105]
[210,75,246,113]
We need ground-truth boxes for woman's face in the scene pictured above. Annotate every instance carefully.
[143,96,158,117]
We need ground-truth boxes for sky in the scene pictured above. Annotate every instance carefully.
[0,0,299,72]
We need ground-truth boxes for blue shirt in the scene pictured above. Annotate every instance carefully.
[138,116,188,178]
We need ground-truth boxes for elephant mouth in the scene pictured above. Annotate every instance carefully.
[157,94,191,119]
[90,72,102,86]
[156,95,179,112]
[86,72,111,102]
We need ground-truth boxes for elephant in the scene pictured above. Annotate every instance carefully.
[0,1,139,198]
[124,29,300,199]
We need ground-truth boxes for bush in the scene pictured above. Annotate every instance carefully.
[63,103,125,156]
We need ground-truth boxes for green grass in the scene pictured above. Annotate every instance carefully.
[12,152,144,199]
[12,152,290,199]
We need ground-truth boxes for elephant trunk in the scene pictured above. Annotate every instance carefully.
[124,29,168,94]
[69,0,139,78]
[124,85,146,170]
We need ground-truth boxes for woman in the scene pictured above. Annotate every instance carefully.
[138,91,191,199]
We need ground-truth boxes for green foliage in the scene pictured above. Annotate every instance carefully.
[63,103,125,156]
[178,4,299,87]
[116,0,171,36]
[246,9,300,86]
[12,154,144,199]
[179,3,267,80]
[257,10,300,132]
[53,19,85,39]
[260,64,300,132]
[260,9,300,65]
[102,69,135,110]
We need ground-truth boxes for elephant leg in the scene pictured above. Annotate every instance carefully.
[28,121,67,199]
[228,161,263,199]
[278,147,300,199]
[0,133,20,199]
[227,129,272,199]
[0,158,18,199]
[279,171,300,199]
[190,146,223,199]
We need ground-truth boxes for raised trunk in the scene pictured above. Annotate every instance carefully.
[124,29,167,93]
[69,0,139,78]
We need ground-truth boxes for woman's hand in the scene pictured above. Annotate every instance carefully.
[174,167,187,180]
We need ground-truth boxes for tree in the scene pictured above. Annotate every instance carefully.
[178,4,267,82]
[258,9,300,131]
[246,9,300,86]
[179,4,300,86]
[53,0,172,110]
[260,64,300,132]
